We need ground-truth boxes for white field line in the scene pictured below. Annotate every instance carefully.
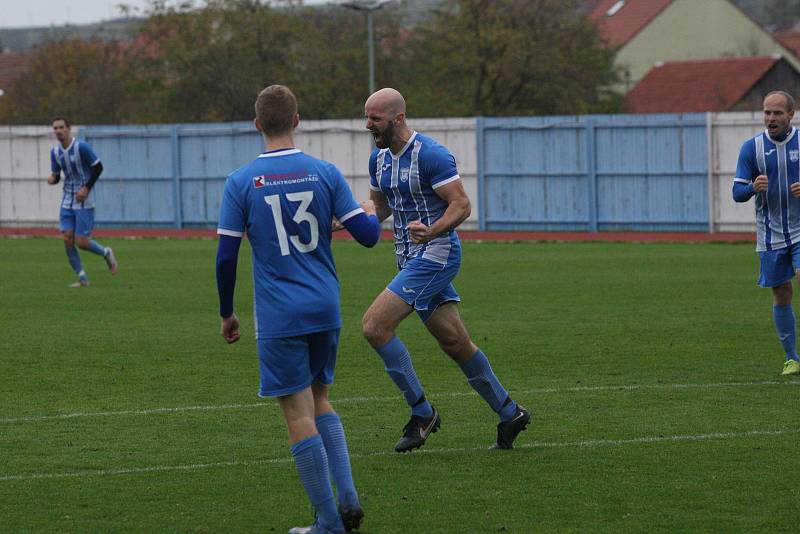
[1,427,798,482]
[2,379,799,424]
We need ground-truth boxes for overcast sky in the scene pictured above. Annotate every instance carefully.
[0,0,336,29]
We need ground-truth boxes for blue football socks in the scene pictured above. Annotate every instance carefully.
[460,349,518,422]
[88,240,107,257]
[64,245,83,275]
[290,434,343,533]
[316,412,359,508]
[376,336,433,418]
[773,304,799,361]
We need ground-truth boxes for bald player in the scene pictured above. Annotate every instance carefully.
[360,88,531,452]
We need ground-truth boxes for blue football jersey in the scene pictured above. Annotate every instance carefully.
[735,127,800,251]
[217,148,363,339]
[50,139,101,209]
[369,132,461,268]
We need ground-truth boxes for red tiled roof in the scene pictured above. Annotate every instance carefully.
[587,0,674,48]
[626,56,782,113]
[0,52,32,92]
[775,31,800,59]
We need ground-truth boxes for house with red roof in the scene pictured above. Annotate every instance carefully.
[775,31,800,60]
[587,0,800,90]
[626,55,800,113]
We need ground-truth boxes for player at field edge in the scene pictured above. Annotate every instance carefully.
[215,85,381,534]
[360,87,531,452]
[47,117,118,287]
[733,90,800,376]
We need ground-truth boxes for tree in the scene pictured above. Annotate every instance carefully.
[0,39,130,124]
[390,0,623,117]
[124,0,303,122]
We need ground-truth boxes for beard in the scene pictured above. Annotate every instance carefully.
[374,120,395,149]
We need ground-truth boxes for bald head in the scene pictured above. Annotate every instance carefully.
[366,88,406,116]
[365,87,412,151]
[763,90,795,140]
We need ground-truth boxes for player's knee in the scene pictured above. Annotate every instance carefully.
[773,282,793,305]
[75,238,90,250]
[362,313,390,347]
[437,335,470,358]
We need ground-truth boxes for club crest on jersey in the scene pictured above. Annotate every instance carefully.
[790,150,799,162]
[253,175,266,188]
[399,167,410,182]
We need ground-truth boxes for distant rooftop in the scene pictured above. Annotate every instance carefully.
[587,0,673,48]
[626,55,784,113]
[775,31,800,59]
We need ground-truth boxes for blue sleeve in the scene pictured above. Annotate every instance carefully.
[735,139,757,183]
[50,149,61,174]
[342,212,381,247]
[423,144,459,189]
[79,141,100,166]
[217,176,246,236]
[216,234,241,318]
[732,182,755,202]
[732,139,757,203]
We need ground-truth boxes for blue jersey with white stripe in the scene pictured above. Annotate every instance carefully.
[735,127,800,251]
[217,148,363,339]
[369,132,461,267]
[50,139,101,209]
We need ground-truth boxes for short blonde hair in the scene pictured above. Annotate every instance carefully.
[255,85,297,137]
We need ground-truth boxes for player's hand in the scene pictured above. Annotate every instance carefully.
[47,174,59,185]
[220,313,241,344]
[408,220,434,244]
[791,182,800,198]
[360,199,376,217]
[76,186,89,202]
[753,174,768,193]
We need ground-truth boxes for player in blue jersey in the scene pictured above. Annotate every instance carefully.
[733,90,800,376]
[360,88,530,452]
[216,85,380,534]
[47,117,118,287]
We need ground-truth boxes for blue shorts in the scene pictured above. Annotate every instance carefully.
[387,256,461,322]
[758,243,800,287]
[59,208,95,237]
[257,329,339,398]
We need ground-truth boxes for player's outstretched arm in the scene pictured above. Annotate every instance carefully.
[342,201,381,247]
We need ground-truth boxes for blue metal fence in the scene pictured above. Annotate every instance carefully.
[476,114,708,232]
[82,122,261,228]
[83,114,711,231]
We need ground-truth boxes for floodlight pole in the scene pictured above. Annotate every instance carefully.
[342,1,392,97]
[367,9,375,95]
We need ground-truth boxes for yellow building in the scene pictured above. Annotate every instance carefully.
[588,0,800,91]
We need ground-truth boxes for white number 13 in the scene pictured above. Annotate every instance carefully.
[264,191,319,256]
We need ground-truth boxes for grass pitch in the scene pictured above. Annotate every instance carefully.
[1,237,798,533]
